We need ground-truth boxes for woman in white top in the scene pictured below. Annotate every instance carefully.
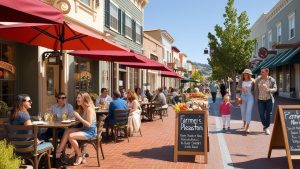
[127,89,141,136]
[237,69,255,134]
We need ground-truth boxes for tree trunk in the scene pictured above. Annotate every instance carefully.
[230,73,237,100]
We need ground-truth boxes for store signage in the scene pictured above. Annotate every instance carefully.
[258,47,268,59]
[0,61,16,74]
[268,105,300,169]
[174,110,208,163]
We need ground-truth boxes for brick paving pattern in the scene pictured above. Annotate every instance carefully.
[55,96,300,169]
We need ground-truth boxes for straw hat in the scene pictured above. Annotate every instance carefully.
[242,69,252,75]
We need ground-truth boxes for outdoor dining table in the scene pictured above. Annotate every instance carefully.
[140,102,161,120]
[36,120,79,167]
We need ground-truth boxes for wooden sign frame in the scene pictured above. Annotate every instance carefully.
[174,110,208,163]
[268,105,300,169]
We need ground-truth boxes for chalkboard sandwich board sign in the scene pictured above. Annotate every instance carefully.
[174,110,208,163]
[268,105,300,169]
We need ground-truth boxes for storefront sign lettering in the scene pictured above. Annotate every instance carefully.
[0,61,16,74]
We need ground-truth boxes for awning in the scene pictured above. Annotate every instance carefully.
[0,0,63,24]
[252,48,300,74]
[119,54,170,71]
[160,69,182,78]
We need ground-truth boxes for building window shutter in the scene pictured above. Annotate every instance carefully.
[132,20,136,42]
[141,26,143,45]
[104,0,110,28]
[122,11,125,36]
[118,9,122,33]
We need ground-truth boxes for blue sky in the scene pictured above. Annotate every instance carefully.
[144,0,279,64]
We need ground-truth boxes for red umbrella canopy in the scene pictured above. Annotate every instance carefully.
[118,53,170,71]
[68,50,144,62]
[0,22,128,51]
[0,0,63,24]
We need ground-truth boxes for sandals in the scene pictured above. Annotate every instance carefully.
[73,155,86,166]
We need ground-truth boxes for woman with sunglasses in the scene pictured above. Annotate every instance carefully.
[9,94,44,143]
[56,92,97,166]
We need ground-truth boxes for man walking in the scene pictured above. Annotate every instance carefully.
[209,81,219,103]
[255,68,277,135]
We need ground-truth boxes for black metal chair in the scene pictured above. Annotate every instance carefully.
[111,109,129,143]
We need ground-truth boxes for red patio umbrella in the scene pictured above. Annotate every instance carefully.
[68,50,144,62]
[118,53,170,71]
[0,0,63,24]
[0,22,128,92]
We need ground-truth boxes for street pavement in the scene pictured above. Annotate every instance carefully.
[59,95,300,169]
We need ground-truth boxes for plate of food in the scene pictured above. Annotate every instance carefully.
[61,120,71,123]
[32,121,47,125]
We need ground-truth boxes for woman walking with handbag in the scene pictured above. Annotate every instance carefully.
[236,69,255,134]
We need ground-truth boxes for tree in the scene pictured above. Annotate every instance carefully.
[207,0,255,98]
[191,70,205,82]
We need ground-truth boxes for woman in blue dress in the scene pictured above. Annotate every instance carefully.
[56,92,97,166]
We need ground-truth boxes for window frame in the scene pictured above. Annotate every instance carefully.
[261,35,266,48]
[276,22,282,43]
[288,12,295,40]
[124,13,132,39]
[267,30,272,50]
[109,1,119,33]
[135,22,142,44]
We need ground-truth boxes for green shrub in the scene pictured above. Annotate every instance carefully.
[0,140,21,169]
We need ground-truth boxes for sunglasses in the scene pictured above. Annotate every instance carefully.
[23,100,32,103]
[58,96,67,99]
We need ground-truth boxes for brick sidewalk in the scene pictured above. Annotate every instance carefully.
[63,107,223,169]
[54,96,300,169]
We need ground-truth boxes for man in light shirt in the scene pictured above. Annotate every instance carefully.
[95,88,113,107]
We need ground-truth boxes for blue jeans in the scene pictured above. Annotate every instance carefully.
[211,92,217,103]
[257,99,274,129]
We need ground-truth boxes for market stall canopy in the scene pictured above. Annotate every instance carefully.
[181,77,199,83]
[0,0,63,24]
[68,50,144,63]
[118,53,170,71]
[0,22,128,51]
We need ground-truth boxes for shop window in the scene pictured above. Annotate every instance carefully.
[0,43,16,108]
[75,58,92,94]
[278,67,283,92]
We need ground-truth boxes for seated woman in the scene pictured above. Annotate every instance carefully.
[9,94,49,146]
[134,87,144,101]
[56,92,97,166]
[127,90,141,136]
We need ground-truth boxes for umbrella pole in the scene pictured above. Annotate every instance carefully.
[58,23,65,94]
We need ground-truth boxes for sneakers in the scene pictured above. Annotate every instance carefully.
[265,128,271,135]
[223,127,226,130]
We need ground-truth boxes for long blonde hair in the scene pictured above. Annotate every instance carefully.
[78,92,95,114]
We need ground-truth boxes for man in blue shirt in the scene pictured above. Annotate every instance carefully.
[105,90,128,139]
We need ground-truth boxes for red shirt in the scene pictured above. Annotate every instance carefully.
[219,102,233,115]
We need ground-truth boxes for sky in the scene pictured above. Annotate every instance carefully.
[144,0,279,64]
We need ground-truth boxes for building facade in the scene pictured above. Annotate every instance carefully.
[251,0,300,99]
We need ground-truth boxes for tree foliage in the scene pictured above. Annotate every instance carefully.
[191,70,205,82]
[207,0,255,80]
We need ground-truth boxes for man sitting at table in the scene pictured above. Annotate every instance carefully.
[39,92,74,141]
[152,88,168,108]
[105,90,128,139]
[95,88,113,107]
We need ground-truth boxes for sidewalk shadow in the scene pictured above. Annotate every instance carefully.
[123,145,197,163]
[228,156,300,169]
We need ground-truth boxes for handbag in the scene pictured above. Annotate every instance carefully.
[236,97,242,105]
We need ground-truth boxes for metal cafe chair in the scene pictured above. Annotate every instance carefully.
[111,109,129,143]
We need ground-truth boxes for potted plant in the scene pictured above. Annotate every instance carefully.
[89,92,99,103]
[0,140,21,169]
[0,101,9,118]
